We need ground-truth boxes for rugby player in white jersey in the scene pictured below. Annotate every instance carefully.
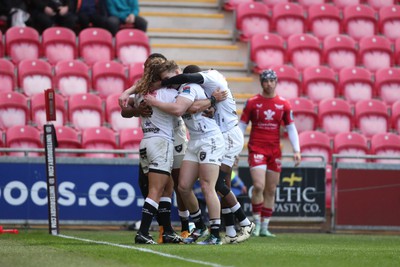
[160,65,255,243]
[145,60,225,245]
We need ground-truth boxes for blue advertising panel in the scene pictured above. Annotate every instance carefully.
[0,158,179,224]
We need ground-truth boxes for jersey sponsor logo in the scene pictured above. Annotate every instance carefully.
[143,127,160,133]
[253,154,264,163]
[264,109,275,120]
[182,85,191,94]
[275,104,284,110]
[200,151,206,161]
[256,104,263,108]
[175,144,182,153]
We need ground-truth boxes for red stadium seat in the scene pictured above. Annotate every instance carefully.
[343,5,377,41]
[92,61,127,99]
[106,93,140,131]
[272,3,306,39]
[224,0,254,11]
[54,60,90,97]
[0,31,3,58]
[78,28,113,66]
[270,65,302,99]
[128,62,144,86]
[379,5,400,42]
[18,59,53,97]
[6,125,42,157]
[396,37,400,65]
[250,33,286,73]
[42,27,77,65]
[333,132,369,163]
[355,99,390,138]
[82,126,117,158]
[323,35,357,72]
[297,0,327,8]
[0,59,15,93]
[375,68,400,105]
[287,33,322,71]
[55,126,81,157]
[5,26,40,64]
[299,130,331,162]
[370,132,400,163]
[115,29,150,66]
[366,0,396,11]
[235,2,271,42]
[307,4,341,41]
[68,93,103,131]
[338,67,374,105]
[288,97,317,133]
[358,35,393,72]
[30,92,66,129]
[332,0,361,10]
[392,100,400,133]
[318,98,353,137]
[119,127,143,159]
[302,65,337,103]
[0,92,29,130]
[260,0,288,8]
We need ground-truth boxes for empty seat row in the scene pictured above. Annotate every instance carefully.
[0,125,143,158]
[0,26,150,66]
[235,2,400,42]
[290,98,400,136]
[0,92,140,132]
[0,58,144,99]
[250,33,400,73]
[300,130,400,163]
[260,65,400,105]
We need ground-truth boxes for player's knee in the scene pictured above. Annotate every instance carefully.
[215,179,230,196]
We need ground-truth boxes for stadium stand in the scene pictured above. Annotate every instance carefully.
[235,2,271,42]
[378,5,400,42]
[392,100,400,133]
[78,28,113,66]
[224,0,254,11]
[92,61,127,99]
[128,62,145,86]
[370,132,400,163]
[338,67,374,105]
[42,27,77,66]
[30,92,66,129]
[299,130,332,162]
[119,127,143,159]
[287,33,322,71]
[367,0,396,11]
[5,26,40,64]
[318,98,353,137]
[6,125,42,157]
[250,33,286,73]
[54,60,90,97]
[106,93,140,132]
[302,65,337,103]
[270,65,302,99]
[81,126,117,158]
[68,93,103,131]
[272,3,306,39]
[396,37,400,65]
[355,99,390,138]
[115,29,150,66]
[374,67,400,105]
[288,97,318,134]
[261,0,289,8]
[322,34,357,72]
[18,59,53,97]
[342,4,377,41]
[0,30,3,57]
[307,4,341,41]
[0,91,29,130]
[0,58,15,93]
[332,0,361,10]
[298,0,327,9]
[358,35,393,72]
[333,132,369,163]
[55,126,81,157]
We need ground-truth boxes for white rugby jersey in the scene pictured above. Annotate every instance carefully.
[178,83,221,139]
[199,69,238,132]
[174,116,188,146]
[134,88,178,142]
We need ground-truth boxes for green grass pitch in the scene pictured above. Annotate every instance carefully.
[0,229,399,267]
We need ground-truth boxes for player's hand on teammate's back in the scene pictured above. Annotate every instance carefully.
[212,88,228,102]
[202,107,215,118]
[138,101,153,117]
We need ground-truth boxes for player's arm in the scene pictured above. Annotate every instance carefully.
[121,96,152,118]
[186,89,226,114]
[145,95,193,117]
[119,84,137,108]
[238,100,251,134]
[161,73,204,86]
[286,123,301,166]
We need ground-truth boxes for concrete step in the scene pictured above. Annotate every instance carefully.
[140,0,220,9]
[147,27,232,40]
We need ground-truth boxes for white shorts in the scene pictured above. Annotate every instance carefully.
[184,132,224,165]
[139,137,173,175]
[222,125,244,167]
[173,141,188,169]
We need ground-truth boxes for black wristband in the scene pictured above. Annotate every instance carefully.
[210,96,216,107]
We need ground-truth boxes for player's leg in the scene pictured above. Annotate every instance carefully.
[260,170,279,237]
[172,167,190,237]
[249,166,267,236]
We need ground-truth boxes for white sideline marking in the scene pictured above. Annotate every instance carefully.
[58,234,233,267]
